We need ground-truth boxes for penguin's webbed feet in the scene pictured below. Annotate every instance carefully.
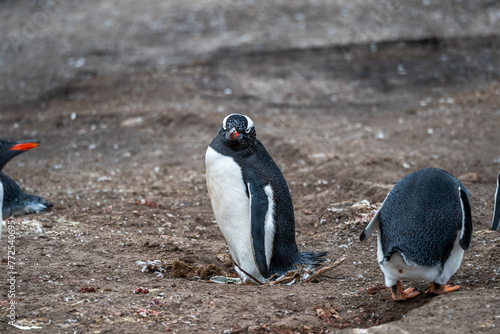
[426,282,460,295]
[390,281,421,301]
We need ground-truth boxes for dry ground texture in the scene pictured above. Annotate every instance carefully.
[1,0,500,333]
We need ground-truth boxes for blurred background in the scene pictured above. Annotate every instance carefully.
[1,0,499,106]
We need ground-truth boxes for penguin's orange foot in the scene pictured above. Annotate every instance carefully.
[391,281,421,301]
[403,287,421,299]
[426,282,460,295]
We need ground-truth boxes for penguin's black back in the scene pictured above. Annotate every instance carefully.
[209,136,301,273]
[380,168,466,267]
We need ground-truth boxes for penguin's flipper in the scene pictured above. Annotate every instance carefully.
[491,172,500,231]
[359,209,379,242]
[247,182,270,279]
[360,194,389,242]
[459,187,472,251]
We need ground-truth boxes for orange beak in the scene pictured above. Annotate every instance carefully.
[9,142,40,151]
[229,129,240,140]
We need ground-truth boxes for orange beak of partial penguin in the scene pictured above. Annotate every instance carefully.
[9,142,40,151]
[228,128,241,140]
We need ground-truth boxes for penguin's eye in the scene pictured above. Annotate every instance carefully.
[245,128,251,134]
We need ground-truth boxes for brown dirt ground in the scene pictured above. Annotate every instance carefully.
[1,2,500,333]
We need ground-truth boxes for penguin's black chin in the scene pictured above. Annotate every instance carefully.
[223,134,251,151]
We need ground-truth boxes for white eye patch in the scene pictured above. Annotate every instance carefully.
[243,115,254,132]
[222,114,231,130]
[222,114,254,133]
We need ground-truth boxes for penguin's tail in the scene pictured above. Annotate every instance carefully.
[9,194,53,217]
[299,251,328,268]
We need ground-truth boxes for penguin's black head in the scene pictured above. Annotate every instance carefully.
[0,140,40,171]
[219,114,256,151]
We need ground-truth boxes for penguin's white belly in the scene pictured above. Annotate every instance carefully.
[205,147,265,283]
[377,231,464,287]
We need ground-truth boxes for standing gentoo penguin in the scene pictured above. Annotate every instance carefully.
[205,114,327,283]
[360,168,472,301]
[491,172,500,231]
[0,140,43,237]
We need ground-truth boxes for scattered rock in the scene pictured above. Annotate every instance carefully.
[134,287,149,294]
[458,172,480,183]
[315,201,378,228]
[135,199,162,207]
[209,276,242,284]
[121,117,143,127]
